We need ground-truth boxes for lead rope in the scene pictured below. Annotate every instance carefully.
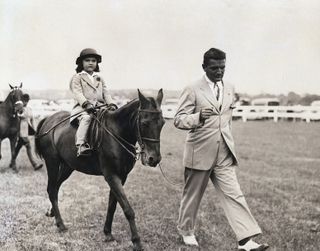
[158,162,184,187]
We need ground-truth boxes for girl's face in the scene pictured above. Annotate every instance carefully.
[82,57,97,74]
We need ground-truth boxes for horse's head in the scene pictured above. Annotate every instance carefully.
[8,83,24,113]
[137,89,165,167]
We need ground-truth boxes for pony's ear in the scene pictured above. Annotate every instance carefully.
[138,89,149,106]
[9,84,13,89]
[19,82,23,88]
[156,88,163,105]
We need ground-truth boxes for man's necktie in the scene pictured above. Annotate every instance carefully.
[214,83,220,102]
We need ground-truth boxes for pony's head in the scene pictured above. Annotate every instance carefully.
[8,83,24,113]
[137,89,165,167]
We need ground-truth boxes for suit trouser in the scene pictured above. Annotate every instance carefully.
[13,137,38,167]
[75,113,91,145]
[177,139,261,241]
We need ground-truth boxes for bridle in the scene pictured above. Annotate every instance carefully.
[135,108,162,154]
[9,88,23,116]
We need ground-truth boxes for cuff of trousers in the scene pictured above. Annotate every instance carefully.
[177,225,195,236]
[236,228,262,242]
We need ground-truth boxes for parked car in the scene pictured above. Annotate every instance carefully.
[162,98,179,119]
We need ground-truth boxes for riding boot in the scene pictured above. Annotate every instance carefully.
[76,113,92,157]
[76,143,92,157]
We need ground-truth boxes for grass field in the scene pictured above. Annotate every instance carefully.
[0,120,319,251]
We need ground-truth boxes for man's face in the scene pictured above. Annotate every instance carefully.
[203,59,225,83]
[82,57,97,73]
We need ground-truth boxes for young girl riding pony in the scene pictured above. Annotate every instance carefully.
[70,48,117,157]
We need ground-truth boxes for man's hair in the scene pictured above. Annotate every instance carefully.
[75,61,100,73]
[203,48,226,66]
[22,93,30,102]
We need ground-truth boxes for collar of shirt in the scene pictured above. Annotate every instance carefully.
[81,71,99,83]
[204,74,223,93]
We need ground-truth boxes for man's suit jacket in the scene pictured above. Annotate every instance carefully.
[69,72,113,122]
[174,76,238,170]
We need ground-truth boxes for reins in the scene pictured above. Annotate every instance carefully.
[90,112,138,159]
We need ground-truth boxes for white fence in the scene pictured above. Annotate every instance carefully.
[233,105,320,123]
[29,98,320,123]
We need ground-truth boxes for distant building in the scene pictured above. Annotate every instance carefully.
[162,98,179,119]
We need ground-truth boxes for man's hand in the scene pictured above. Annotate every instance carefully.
[82,101,96,114]
[200,107,214,121]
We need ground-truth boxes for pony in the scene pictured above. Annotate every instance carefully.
[0,83,24,166]
[35,89,165,251]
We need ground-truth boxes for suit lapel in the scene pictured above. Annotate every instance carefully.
[221,82,231,112]
[80,73,96,89]
[200,77,220,111]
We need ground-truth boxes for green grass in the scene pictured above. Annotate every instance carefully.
[0,120,319,250]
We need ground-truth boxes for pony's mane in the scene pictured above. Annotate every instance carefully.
[117,96,158,112]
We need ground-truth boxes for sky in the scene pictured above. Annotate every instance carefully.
[0,0,319,95]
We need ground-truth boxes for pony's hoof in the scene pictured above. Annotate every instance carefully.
[45,209,55,217]
[105,233,115,242]
[133,242,143,251]
[57,223,68,232]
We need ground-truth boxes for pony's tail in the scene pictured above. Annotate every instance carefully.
[35,117,47,159]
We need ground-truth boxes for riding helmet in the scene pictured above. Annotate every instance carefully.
[76,48,102,65]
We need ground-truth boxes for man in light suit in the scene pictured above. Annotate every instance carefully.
[174,48,269,250]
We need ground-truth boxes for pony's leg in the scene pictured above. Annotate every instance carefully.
[45,158,68,232]
[46,164,73,218]
[104,190,117,241]
[0,140,2,159]
[104,176,128,241]
[105,175,143,251]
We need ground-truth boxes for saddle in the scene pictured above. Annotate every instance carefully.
[71,108,109,151]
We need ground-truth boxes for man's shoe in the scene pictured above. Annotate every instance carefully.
[238,239,269,251]
[34,163,43,171]
[77,143,92,157]
[182,234,199,246]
